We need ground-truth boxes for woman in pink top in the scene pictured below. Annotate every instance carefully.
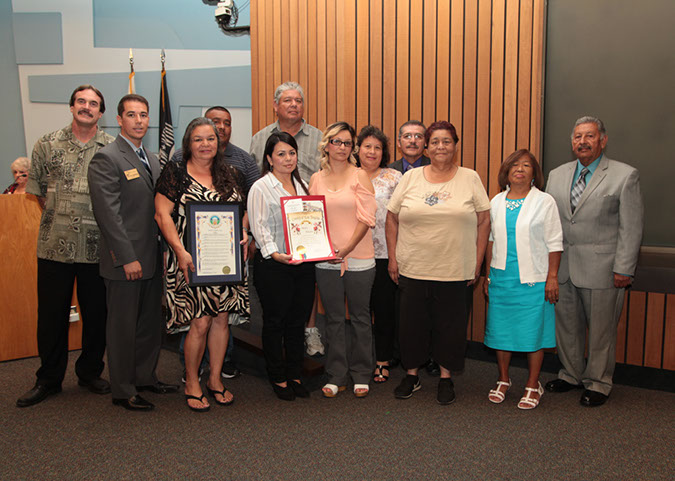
[309,122,377,398]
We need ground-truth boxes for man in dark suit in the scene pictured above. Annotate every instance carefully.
[388,120,430,173]
[545,116,643,407]
[88,94,178,411]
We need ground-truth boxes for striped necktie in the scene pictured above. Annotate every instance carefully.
[570,167,589,213]
[137,148,152,176]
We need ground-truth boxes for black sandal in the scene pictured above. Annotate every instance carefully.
[373,364,390,383]
[206,385,235,406]
[185,393,210,412]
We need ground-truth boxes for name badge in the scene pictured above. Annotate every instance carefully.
[124,168,140,180]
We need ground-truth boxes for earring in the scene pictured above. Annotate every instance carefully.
[269,163,274,171]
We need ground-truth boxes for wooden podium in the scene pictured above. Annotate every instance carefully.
[0,194,82,362]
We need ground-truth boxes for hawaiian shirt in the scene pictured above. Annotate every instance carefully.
[26,124,114,263]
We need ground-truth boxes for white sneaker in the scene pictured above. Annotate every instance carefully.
[305,327,325,356]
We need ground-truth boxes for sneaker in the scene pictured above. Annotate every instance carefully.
[394,374,421,399]
[221,361,241,379]
[181,367,204,384]
[305,327,325,356]
[437,378,456,405]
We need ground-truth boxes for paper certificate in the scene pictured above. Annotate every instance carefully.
[194,211,237,277]
[281,195,338,262]
[185,201,244,286]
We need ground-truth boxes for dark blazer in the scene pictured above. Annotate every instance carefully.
[388,155,430,173]
[546,156,643,289]
[88,135,161,281]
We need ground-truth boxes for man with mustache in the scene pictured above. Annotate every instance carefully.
[249,82,324,356]
[389,120,430,173]
[17,85,114,407]
[545,116,643,407]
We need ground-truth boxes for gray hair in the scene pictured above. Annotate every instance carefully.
[274,82,305,103]
[572,116,606,140]
[11,156,30,171]
[398,120,426,139]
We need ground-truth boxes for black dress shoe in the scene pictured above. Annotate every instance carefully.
[545,379,583,393]
[78,377,111,395]
[289,380,310,398]
[112,395,155,411]
[16,384,62,408]
[137,381,179,394]
[272,383,296,401]
[580,389,608,407]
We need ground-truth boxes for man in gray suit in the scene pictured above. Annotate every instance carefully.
[545,116,643,407]
[88,94,177,411]
[388,120,430,173]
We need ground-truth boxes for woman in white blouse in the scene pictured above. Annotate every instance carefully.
[355,125,402,383]
[483,149,563,410]
[248,132,314,401]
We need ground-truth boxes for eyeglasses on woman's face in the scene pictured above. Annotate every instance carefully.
[329,139,353,148]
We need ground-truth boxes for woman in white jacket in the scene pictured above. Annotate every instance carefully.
[483,149,563,410]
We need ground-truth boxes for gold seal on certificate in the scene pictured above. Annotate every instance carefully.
[185,201,244,286]
[281,195,338,262]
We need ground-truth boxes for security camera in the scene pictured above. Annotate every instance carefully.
[215,0,234,26]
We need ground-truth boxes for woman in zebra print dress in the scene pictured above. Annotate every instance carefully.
[155,117,250,411]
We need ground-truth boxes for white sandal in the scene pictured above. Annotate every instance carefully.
[488,379,512,404]
[322,383,346,398]
[518,381,544,410]
[353,384,369,398]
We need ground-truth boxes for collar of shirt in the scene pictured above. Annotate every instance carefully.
[265,171,305,195]
[119,134,146,160]
[402,156,423,171]
[573,153,602,185]
[272,119,309,137]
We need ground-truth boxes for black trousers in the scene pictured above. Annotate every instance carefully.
[398,276,469,372]
[253,253,315,383]
[35,259,107,387]
[371,258,398,362]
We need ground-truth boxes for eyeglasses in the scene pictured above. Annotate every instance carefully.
[401,133,425,140]
[329,139,353,148]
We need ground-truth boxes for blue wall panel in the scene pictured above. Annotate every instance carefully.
[12,13,63,65]
[28,66,251,153]
[93,0,250,51]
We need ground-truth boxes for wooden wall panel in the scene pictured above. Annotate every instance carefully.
[249,0,673,371]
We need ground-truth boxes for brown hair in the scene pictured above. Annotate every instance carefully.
[69,85,106,114]
[497,149,544,191]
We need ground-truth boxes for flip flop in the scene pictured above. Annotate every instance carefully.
[185,393,210,412]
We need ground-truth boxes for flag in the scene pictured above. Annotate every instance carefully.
[128,49,135,94]
[158,61,174,167]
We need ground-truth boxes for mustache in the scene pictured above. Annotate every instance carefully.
[77,109,93,117]
[576,143,591,150]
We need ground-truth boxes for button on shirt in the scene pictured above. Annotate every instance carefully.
[247,172,309,258]
[26,124,115,263]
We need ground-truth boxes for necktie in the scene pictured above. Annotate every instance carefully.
[570,167,589,213]
[137,148,152,176]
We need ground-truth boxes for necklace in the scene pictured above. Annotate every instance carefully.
[505,198,525,210]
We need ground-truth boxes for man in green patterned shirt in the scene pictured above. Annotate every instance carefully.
[17,85,115,408]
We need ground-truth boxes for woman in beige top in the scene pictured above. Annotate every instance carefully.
[386,120,490,405]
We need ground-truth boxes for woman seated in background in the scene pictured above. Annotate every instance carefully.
[355,125,401,384]
[483,149,562,410]
[309,122,377,398]
[387,121,490,405]
[248,132,315,401]
[3,157,30,194]
[155,117,250,412]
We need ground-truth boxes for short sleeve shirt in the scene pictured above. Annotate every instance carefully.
[387,166,490,281]
[372,168,402,259]
[26,124,115,263]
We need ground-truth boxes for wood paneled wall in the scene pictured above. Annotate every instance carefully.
[251,0,544,198]
[250,0,673,372]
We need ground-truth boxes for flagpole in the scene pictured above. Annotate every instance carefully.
[128,48,135,94]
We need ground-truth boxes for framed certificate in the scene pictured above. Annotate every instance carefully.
[185,201,244,286]
[280,195,338,262]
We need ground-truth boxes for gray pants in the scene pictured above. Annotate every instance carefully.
[315,267,375,386]
[555,281,625,395]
